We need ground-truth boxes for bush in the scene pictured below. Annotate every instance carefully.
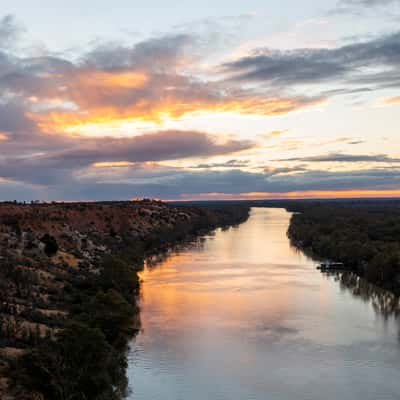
[99,257,139,301]
[87,289,136,349]
[14,322,121,400]
[41,233,59,256]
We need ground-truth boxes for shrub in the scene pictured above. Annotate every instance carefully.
[41,233,59,256]
[14,322,122,400]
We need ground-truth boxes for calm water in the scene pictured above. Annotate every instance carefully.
[127,208,400,399]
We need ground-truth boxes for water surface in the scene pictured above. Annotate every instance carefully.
[127,208,400,400]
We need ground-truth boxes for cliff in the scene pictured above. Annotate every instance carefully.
[0,200,249,399]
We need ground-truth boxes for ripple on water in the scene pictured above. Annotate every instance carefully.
[127,208,400,400]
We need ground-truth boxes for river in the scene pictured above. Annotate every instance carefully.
[127,208,400,399]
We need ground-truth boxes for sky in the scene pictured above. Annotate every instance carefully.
[0,0,399,201]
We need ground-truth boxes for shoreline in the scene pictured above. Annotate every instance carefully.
[286,203,400,297]
[0,201,250,399]
[290,236,400,297]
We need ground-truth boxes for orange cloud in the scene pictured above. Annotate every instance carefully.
[92,161,137,168]
[379,96,400,106]
[172,189,400,201]
[241,190,400,199]
[28,92,323,136]
[21,61,324,136]
[77,70,148,89]
[0,131,9,141]
[92,161,161,168]
[375,96,400,107]
[266,129,288,137]
[259,129,289,139]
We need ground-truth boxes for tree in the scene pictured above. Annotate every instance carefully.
[89,289,136,349]
[16,322,119,400]
[41,233,59,256]
[99,257,138,301]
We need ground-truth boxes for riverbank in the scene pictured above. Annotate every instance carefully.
[0,200,249,399]
[127,207,400,400]
[286,201,400,296]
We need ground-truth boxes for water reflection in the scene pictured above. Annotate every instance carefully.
[144,236,209,270]
[324,271,400,321]
[128,208,400,400]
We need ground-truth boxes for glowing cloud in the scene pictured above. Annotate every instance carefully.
[175,189,400,201]
[28,85,324,137]
[0,131,9,140]
[380,96,400,106]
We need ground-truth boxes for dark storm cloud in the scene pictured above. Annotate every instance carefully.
[0,130,254,185]
[277,153,400,163]
[51,130,254,167]
[223,30,400,89]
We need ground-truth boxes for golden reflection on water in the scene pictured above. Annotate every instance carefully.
[138,209,312,334]
[128,208,400,400]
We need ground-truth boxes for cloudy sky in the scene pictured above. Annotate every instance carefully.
[0,0,399,201]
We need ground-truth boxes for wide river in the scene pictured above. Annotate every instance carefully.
[127,208,400,399]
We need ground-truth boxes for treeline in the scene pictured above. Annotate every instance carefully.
[6,204,249,399]
[287,201,400,294]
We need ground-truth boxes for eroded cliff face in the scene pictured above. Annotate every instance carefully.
[0,200,249,398]
[0,201,196,261]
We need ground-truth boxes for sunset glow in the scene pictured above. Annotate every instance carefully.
[0,2,398,201]
[172,190,400,201]
[28,94,323,137]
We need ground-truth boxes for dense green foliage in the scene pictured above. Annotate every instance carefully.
[41,233,59,256]
[12,257,138,400]
[16,323,117,400]
[287,201,400,293]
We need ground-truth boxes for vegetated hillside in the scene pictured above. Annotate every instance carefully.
[0,200,249,400]
[287,200,400,294]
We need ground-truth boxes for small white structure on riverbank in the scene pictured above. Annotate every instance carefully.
[317,261,345,270]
